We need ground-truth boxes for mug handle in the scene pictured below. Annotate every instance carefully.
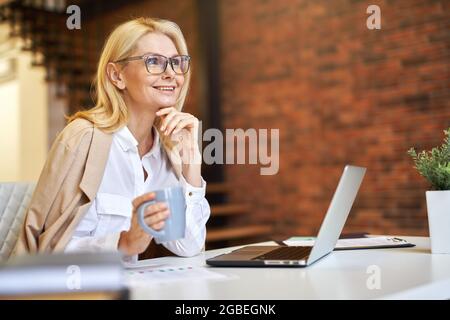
[137,200,165,238]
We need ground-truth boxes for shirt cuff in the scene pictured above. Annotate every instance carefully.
[103,232,122,251]
[179,174,207,204]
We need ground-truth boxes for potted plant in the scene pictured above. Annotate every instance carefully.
[408,128,450,254]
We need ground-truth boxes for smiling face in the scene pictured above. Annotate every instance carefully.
[112,32,185,113]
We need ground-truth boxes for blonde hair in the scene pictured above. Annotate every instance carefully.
[67,17,191,133]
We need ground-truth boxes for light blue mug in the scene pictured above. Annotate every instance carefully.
[137,186,186,243]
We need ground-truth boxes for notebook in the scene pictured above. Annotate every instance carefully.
[283,236,415,250]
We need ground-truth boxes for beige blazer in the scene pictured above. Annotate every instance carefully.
[13,118,183,256]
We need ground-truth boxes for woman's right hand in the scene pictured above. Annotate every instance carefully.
[118,192,170,256]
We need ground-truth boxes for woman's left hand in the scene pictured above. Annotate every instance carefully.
[156,107,202,186]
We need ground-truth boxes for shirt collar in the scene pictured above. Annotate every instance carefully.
[115,125,161,157]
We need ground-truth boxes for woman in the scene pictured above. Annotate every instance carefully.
[14,17,210,259]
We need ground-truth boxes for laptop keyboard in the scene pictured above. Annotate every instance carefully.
[252,246,312,261]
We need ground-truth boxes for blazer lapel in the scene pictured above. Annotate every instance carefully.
[79,126,113,201]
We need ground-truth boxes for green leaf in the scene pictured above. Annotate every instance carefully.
[408,128,450,190]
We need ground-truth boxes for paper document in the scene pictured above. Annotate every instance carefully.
[284,236,415,250]
[124,265,228,286]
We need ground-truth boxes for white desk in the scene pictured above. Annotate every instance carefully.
[130,237,450,300]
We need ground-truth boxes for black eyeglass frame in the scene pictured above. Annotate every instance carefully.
[114,53,191,75]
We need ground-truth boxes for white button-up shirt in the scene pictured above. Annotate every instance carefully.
[65,125,210,258]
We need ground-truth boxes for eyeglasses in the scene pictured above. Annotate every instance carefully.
[114,53,191,75]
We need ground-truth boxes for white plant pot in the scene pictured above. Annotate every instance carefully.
[426,190,450,254]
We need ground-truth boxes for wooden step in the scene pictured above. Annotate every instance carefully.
[206,183,231,194]
[207,225,272,242]
[211,203,249,216]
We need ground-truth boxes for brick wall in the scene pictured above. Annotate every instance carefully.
[219,0,450,237]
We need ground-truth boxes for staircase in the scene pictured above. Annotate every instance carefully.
[205,182,272,249]
[0,0,106,114]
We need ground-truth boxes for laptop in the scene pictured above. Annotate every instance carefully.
[206,165,366,267]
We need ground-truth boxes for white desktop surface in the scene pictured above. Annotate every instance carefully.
[129,237,450,300]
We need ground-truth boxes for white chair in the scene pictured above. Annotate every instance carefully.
[0,183,35,261]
